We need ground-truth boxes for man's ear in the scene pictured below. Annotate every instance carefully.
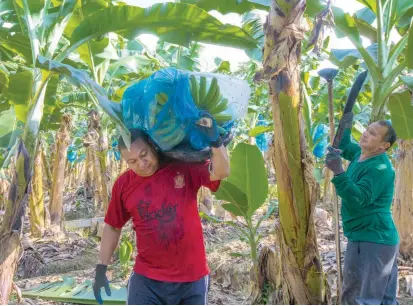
[382,142,391,151]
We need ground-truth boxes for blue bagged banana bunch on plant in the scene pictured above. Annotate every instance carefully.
[121,68,250,153]
[67,145,77,163]
[312,124,329,158]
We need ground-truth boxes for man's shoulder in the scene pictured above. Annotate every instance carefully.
[166,161,193,175]
[359,155,395,185]
[374,154,395,173]
[113,169,134,188]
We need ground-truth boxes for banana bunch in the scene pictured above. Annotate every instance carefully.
[147,92,185,149]
[147,74,232,150]
[190,76,233,128]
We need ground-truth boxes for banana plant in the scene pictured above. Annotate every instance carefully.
[201,143,274,291]
[118,234,134,279]
[329,1,413,134]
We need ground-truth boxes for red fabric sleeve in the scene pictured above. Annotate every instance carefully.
[187,162,221,192]
[104,175,131,229]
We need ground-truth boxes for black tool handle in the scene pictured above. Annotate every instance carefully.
[332,71,368,149]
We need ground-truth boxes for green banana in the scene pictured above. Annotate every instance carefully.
[155,104,163,115]
[213,113,232,123]
[156,93,168,105]
[154,122,176,136]
[190,75,200,106]
[201,77,218,109]
[210,98,228,115]
[148,102,158,128]
[159,129,186,147]
[151,75,234,150]
[207,89,221,111]
[199,76,207,105]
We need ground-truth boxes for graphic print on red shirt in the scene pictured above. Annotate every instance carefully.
[104,162,220,282]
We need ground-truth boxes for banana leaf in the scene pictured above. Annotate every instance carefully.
[36,56,130,147]
[388,90,413,140]
[63,2,258,62]
[181,0,269,15]
[22,277,126,305]
[213,143,268,220]
[0,108,16,140]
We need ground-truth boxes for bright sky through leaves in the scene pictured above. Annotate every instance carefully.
[123,0,367,70]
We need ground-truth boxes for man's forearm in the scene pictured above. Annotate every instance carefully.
[211,145,230,180]
[99,223,122,265]
[333,174,365,204]
[332,172,377,210]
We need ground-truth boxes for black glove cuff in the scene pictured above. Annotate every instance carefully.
[334,170,345,177]
[211,136,223,148]
[96,264,108,277]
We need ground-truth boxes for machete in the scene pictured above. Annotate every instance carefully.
[332,70,368,148]
[329,70,368,303]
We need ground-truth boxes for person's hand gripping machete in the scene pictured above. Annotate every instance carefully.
[325,70,368,301]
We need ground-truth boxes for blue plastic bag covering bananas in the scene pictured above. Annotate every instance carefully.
[121,68,250,152]
[312,124,329,158]
[67,145,77,163]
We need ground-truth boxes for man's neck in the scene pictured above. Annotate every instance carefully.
[359,148,386,161]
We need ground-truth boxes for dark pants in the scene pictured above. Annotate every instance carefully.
[127,272,210,305]
[341,241,399,305]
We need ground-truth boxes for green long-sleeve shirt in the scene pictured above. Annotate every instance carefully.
[331,129,399,245]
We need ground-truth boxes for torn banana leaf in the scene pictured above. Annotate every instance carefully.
[22,277,127,305]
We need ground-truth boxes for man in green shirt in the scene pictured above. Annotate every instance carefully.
[325,115,399,305]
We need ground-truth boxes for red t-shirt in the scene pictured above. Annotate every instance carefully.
[104,162,220,282]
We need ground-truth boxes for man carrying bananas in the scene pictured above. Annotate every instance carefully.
[93,113,230,305]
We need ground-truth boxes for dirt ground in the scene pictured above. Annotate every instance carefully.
[9,203,413,305]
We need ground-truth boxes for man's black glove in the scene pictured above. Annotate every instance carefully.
[325,147,344,176]
[93,264,111,305]
[196,111,222,148]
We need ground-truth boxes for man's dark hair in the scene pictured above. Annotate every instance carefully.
[118,129,150,151]
[377,120,397,148]
[118,129,172,165]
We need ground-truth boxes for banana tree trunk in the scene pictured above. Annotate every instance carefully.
[49,143,56,175]
[392,140,413,257]
[98,129,110,212]
[50,114,72,229]
[84,129,102,209]
[41,145,52,191]
[87,110,109,212]
[0,170,10,212]
[0,70,50,303]
[29,142,45,238]
[91,140,103,209]
[64,162,69,188]
[78,161,84,186]
[0,141,31,304]
[41,145,52,230]
[259,0,327,304]
[109,157,115,185]
[84,145,95,198]
[0,232,22,304]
